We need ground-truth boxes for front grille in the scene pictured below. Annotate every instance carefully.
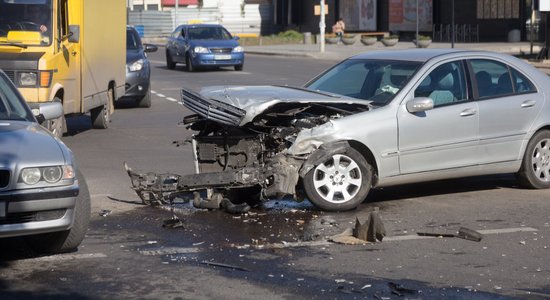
[3,70,15,83]
[210,48,232,54]
[0,170,9,189]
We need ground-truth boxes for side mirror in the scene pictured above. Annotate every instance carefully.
[144,43,158,53]
[406,97,434,113]
[234,36,240,40]
[34,101,63,123]
[68,25,80,43]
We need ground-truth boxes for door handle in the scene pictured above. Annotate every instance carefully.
[460,108,477,117]
[521,100,536,108]
[71,50,77,56]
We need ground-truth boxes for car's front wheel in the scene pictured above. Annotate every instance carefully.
[234,64,243,71]
[186,55,195,72]
[136,87,152,108]
[517,130,550,189]
[27,170,91,253]
[303,147,372,211]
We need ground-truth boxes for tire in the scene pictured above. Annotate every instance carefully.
[27,170,91,254]
[91,88,113,129]
[303,147,372,211]
[234,64,243,71]
[44,97,66,139]
[517,130,550,189]
[166,50,176,70]
[136,87,152,108]
[186,55,194,72]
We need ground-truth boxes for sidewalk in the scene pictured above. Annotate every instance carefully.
[244,41,550,69]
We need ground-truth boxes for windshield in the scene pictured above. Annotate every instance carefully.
[0,0,53,46]
[188,26,232,40]
[306,59,422,106]
[0,72,34,121]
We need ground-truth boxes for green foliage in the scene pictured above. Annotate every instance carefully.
[385,34,399,39]
[277,30,303,39]
[417,34,431,40]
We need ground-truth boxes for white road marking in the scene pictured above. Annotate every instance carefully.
[156,93,166,98]
[22,253,107,262]
[139,247,201,256]
[151,90,157,94]
[253,227,540,249]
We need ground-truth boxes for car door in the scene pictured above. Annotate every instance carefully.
[471,59,544,164]
[398,60,480,174]
[175,26,188,62]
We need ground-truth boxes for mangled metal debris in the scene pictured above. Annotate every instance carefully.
[162,215,184,229]
[417,227,483,242]
[329,210,386,245]
[124,84,374,212]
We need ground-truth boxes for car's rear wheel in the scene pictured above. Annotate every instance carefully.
[186,55,195,72]
[27,170,91,254]
[517,130,550,189]
[91,88,113,129]
[234,64,243,71]
[166,50,176,70]
[136,87,152,108]
[303,147,371,211]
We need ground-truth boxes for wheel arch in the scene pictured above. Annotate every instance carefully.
[299,139,380,186]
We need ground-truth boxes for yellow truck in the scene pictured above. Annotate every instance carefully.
[0,0,125,138]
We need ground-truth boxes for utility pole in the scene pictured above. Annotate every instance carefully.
[415,0,419,48]
[451,0,455,48]
[174,0,179,30]
[320,0,325,53]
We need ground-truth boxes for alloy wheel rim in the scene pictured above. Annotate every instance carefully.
[313,154,362,204]
[532,138,550,182]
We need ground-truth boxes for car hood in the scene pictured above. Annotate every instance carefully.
[126,49,144,64]
[189,39,239,48]
[0,121,66,170]
[182,85,372,126]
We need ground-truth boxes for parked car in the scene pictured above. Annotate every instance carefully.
[124,26,158,107]
[0,69,90,253]
[165,24,244,72]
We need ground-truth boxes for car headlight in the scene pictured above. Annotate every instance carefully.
[20,165,75,185]
[233,46,244,53]
[127,59,144,72]
[194,46,209,54]
[18,72,38,87]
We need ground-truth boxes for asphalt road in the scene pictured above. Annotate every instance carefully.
[1,52,549,299]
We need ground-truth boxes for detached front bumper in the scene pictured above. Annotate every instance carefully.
[0,182,79,238]
[193,53,244,67]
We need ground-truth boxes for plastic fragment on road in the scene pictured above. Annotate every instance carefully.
[329,209,386,244]
[417,227,483,242]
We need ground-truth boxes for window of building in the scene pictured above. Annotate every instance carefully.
[477,0,519,19]
[133,5,144,11]
[147,4,159,11]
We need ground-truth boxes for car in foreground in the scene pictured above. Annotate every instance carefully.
[165,24,244,72]
[0,69,90,253]
[123,26,158,108]
[127,49,550,212]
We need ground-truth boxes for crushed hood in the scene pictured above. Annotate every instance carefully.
[182,85,371,126]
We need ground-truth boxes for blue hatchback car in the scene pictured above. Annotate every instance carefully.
[165,24,244,72]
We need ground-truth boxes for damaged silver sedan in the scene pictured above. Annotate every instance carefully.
[127,49,550,211]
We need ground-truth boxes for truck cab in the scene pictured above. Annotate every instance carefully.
[0,0,125,138]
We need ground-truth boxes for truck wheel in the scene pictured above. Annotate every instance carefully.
[166,50,176,70]
[91,88,113,129]
[303,147,371,211]
[45,97,66,138]
[136,87,152,108]
[517,130,550,189]
[27,170,91,254]
[186,55,195,72]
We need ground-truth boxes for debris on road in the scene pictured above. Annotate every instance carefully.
[162,215,184,229]
[200,260,251,272]
[417,227,483,242]
[99,209,112,217]
[329,209,386,244]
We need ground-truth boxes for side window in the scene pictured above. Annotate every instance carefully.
[511,68,536,94]
[181,28,186,39]
[470,59,513,98]
[173,27,182,39]
[414,61,468,107]
[58,0,69,38]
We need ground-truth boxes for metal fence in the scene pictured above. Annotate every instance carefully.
[128,5,274,38]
